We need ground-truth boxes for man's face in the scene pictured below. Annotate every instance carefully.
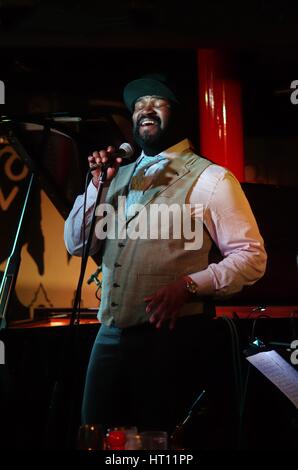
[132,95,172,152]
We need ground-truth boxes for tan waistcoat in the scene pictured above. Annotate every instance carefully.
[98,149,213,327]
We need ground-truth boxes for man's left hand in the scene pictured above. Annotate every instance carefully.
[144,278,192,330]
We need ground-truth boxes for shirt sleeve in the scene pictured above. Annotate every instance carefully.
[189,165,267,298]
[64,180,109,256]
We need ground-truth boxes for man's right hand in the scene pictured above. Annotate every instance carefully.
[88,145,122,188]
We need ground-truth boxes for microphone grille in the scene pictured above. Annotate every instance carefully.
[119,142,134,159]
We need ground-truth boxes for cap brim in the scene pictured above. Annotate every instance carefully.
[123,78,179,112]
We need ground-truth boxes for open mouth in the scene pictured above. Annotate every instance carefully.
[138,118,160,128]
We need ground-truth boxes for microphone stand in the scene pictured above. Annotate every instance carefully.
[45,166,107,449]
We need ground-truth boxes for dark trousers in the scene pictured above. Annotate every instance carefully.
[81,316,236,444]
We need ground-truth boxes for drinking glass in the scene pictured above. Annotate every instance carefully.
[105,425,139,450]
[77,424,105,450]
[140,431,168,450]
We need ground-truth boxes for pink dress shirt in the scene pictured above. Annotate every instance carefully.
[64,139,267,299]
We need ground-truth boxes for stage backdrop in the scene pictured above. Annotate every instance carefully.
[0,135,99,324]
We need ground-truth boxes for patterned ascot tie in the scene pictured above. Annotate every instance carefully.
[125,154,167,216]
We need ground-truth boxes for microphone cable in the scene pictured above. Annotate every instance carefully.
[72,168,93,325]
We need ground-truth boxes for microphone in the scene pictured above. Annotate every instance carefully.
[89,142,133,171]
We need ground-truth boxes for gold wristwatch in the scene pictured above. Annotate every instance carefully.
[183,275,200,296]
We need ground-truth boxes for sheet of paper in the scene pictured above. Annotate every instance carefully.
[246,350,298,409]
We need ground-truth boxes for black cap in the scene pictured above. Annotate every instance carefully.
[123,74,180,112]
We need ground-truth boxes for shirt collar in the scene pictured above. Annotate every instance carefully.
[136,138,192,164]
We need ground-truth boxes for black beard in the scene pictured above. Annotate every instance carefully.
[133,124,165,156]
[133,121,182,156]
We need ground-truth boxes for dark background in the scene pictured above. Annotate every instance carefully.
[1,1,298,187]
[0,0,298,452]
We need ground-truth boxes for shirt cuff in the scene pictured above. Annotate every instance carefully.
[87,180,99,204]
[86,180,111,209]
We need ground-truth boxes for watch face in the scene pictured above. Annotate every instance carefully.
[186,282,193,292]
